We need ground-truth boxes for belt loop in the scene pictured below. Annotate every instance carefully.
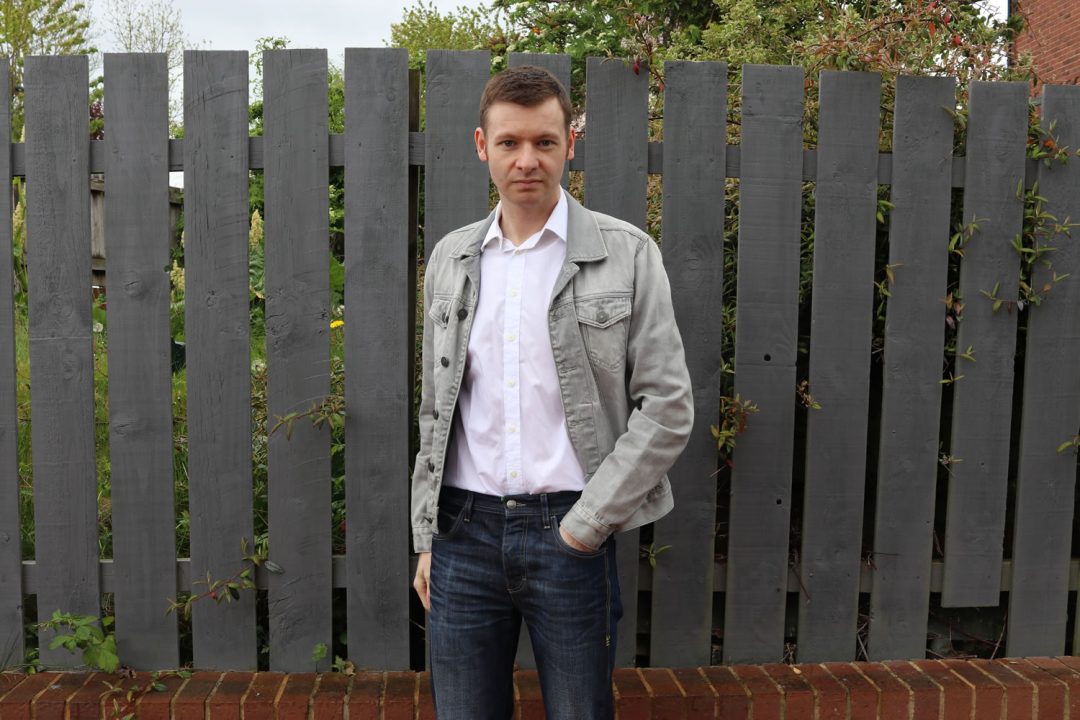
[463,492,474,523]
[541,493,551,529]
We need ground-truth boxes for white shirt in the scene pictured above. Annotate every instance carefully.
[444,190,586,495]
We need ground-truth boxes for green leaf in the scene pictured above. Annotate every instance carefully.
[263,560,284,574]
[312,642,328,663]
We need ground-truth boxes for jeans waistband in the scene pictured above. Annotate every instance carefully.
[439,485,581,525]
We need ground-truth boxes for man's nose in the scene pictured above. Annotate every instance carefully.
[516,146,539,170]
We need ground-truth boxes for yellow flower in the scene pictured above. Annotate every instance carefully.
[330,319,344,329]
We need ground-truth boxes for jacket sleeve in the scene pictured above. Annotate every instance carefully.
[561,235,695,549]
[410,250,438,553]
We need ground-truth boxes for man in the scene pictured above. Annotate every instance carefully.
[411,65,693,719]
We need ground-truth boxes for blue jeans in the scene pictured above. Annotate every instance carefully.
[428,486,622,719]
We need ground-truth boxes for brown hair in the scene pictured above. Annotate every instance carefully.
[479,66,572,133]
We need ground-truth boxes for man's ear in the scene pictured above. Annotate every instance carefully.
[475,127,488,162]
[566,128,576,161]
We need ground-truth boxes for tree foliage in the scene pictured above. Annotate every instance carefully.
[388,0,508,70]
[0,0,95,138]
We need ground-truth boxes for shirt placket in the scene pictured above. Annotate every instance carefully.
[503,245,526,493]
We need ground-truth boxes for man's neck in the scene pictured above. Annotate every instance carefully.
[500,196,559,246]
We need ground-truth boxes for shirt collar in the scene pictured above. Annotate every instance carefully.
[482,189,568,252]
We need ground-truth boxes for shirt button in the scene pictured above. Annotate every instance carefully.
[506,379,515,388]
[457,308,468,320]
[510,289,519,297]
[508,424,517,433]
[432,409,439,419]
[506,334,516,343]
[440,356,449,367]
[510,471,518,479]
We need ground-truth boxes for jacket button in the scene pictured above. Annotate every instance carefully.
[428,461,435,472]
[442,313,449,324]
[597,310,609,323]
[433,409,439,419]
[457,308,468,320]
[440,356,449,367]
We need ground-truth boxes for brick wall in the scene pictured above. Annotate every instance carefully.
[3,657,1080,718]
[1015,0,1080,85]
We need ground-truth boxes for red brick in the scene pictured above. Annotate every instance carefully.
[910,659,972,720]
[417,672,435,720]
[942,659,1004,720]
[761,663,814,720]
[135,671,188,720]
[798,662,847,720]
[883,661,940,720]
[310,672,350,720]
[0,671,58,720]
[970,658,1033,720]
[32,670,93,720]
[383,671,415,720]
[347,672,385,720]
[173,671,223,720]
[0,672,27,699]
[823,662,878,720]
[1039,658,1080,718]
[731,665,781,720]
[639,668,685,720]
[275,672,316,719]
[66,674,113,720]
[514,670,545,720]
[857,662,910,720]
[241,672,285,720]
[700,666,750,720]
[670,668,716,720]
[208,671,253,720]
[1003,659,1068,720]
[613,668,651,720]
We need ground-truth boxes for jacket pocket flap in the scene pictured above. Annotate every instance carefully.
[575,296,631,329]
[428,298,452,328]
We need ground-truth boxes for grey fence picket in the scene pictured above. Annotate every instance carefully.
[584,55,650,666]
[184,50,257,670]
[104,52,178,668]
[424,50,491,259]
[941,81,1028,608]
[344,47,412,670]
[797,70,881,662]
[869,75,956,661]
[1007,84,1080,657]
[649,60,727,667]
[723,64,804,665]
[0,58,20,667]
[24,55,99,668]
[263,48,333,672]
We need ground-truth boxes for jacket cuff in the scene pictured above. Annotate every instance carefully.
[413,529,433,554]
[562,503,611,550]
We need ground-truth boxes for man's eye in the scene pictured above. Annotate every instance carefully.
[500,140,515,147]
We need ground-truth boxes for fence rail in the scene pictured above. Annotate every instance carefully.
[2,49,1080,672]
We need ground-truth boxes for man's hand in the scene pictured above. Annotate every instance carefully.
[559,526,593,552]
[413,552,432,611]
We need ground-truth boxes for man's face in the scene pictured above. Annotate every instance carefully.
[475,97,575,215]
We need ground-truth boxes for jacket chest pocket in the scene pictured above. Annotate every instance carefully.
[575,295,631,372]
[429,297,455,359]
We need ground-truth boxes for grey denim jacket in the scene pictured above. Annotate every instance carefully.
[411,193,694,552]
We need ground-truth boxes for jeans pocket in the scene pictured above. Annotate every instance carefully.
[550,514,606,558]
[433,503,467,541]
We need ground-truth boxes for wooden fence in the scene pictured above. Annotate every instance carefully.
[1,48,1080,673]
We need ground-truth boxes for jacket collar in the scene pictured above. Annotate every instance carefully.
[447,191,608,264]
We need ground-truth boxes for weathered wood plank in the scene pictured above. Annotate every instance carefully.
[1007,84,1080,657]
[649,60,726,667]
[797,70,881,662]
[941,81,1028,608]
[868,75,956,661]
[723,64,804,665]
[183,50,257,669]
[24,55,99,668]
[508,52,571,189]
[584,55,650,667]
[343,47,411,670]
[423,50,490,260]
[104,52,178,668]
[0,58,20,667]
[263,48,332,672]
